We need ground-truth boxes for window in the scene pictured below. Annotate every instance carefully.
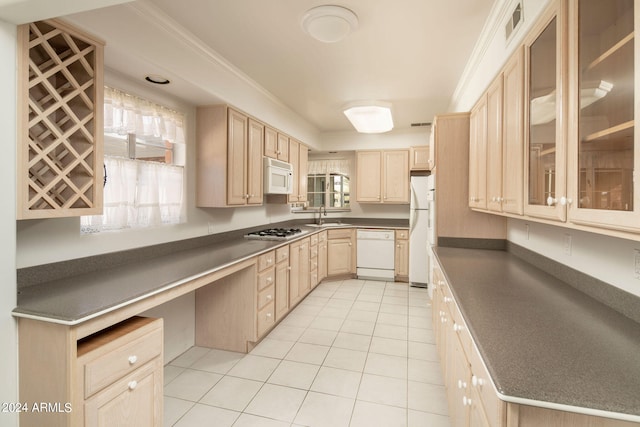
[81,87,186,233]
[306,159,350,209]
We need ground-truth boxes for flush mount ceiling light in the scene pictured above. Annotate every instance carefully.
[301,5,358,43]
[145,74,171,85]
[343,101,394,133]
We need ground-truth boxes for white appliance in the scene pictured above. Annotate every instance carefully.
[356,229,395,281]
[409,175,433,288]
[264,157,293,194]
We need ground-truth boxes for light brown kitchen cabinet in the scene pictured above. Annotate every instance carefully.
[288,138,309,203]
[501,46,525,215]
[356,150,410,204]
[17,19,104,219]
[327,228,356,277]
[264,127,289,161]
[274,246,290,322]
[394,229,409,281]
[433,112,506,240]
[469,97,488,210]
[524,0,566,221]
[486,75,504,213]
[256,251,276,337]
[289,237,310,306]
[318,231,328,283]
[410,146,431,170]
[196,105,263,207]
[566,0,638,233]
[310,233,319,289]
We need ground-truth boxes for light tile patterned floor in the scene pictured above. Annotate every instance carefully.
[163,279,451,427]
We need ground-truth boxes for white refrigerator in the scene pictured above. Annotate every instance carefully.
[409,175,434,288]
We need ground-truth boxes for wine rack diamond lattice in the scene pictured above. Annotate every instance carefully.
[18,19,104,219]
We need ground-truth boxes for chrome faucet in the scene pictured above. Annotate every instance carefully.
[316,204,327,225]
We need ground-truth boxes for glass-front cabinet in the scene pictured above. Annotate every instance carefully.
[524,0,567,221]
[566,0,638,232]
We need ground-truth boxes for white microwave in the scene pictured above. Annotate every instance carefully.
[264,157,293,194]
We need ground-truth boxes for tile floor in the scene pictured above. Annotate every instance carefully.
[163,279,451,427]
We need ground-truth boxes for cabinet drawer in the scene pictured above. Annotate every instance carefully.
[79,317,162,399]
[395,229,409,240]
[258,251,276,271]
[84,357,162,427]
[257,302,275,337]
[276,246,289,263]
[328,228,352,239]
[310,245,318,258]
[258,267,275,291]
[470,344,505,427]
[258,284,275,310]
[310,233,319,246]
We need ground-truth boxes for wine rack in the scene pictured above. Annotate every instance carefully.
[17,19,104,219]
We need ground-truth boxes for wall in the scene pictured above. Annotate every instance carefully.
[450,0,640,297]
[0,19,18,427]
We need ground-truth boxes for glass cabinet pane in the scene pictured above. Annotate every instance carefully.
[578,0,634,211]
[528,17,558,206]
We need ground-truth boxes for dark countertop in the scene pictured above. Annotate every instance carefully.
[434,246,640,421]
[13,220,409,325]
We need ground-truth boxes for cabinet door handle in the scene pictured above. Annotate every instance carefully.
[128,380,138,391]
[128,355,138,365]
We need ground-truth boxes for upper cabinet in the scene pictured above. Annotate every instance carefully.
[196,105,263,207]
[524,0,567,221]
[566,0,638,232]
[356,150,410,204]
[409,146,431,171]
[288,138,309,203]
[264,127,289,161]
[17,19,105,219]
[470,0,640,240]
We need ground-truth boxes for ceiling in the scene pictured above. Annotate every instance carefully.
[64,0,495,133]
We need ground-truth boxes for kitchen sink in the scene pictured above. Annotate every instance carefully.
[305,222,351,228]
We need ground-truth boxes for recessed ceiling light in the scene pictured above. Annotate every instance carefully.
[145,74,171,85]
[344,101,394,134]
[301,5,358,43]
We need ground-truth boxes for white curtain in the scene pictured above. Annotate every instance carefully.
[104,86,185,145]
[81,157,184,233]
[308,159,350,176]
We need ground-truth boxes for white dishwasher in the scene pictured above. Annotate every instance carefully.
[356,229,395,281]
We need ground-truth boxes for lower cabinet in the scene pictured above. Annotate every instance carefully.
[394,229,409,281]
[433,259,636,427]
[318,231,328,283]
[77,317,164,427]
[289,237,310,306]
[274,246,290,322]
[432,264,505,427]
[327,229,355,277]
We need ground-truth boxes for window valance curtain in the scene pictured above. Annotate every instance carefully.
[308,159,351,176]
[104,86,185,144]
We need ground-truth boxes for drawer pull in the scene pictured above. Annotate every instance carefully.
[266,277,273,284]
[128,380,137,391]
[462,396,472,406]
[472,375,485,387]
[444,297,452,303]
[457,379,467,389]
[266,294,273,301]
[266,312,273,319]
[128,355,138,365]
[453,324,464,332]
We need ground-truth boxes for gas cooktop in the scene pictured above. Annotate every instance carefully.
[244,228,307,241]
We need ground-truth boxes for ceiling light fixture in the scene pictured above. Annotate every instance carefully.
[301,5,358,43]
[343,101,394,134]
[145,74,171,85]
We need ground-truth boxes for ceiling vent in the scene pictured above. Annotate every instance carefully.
[411,122,432,127]
[505,3,523,42]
